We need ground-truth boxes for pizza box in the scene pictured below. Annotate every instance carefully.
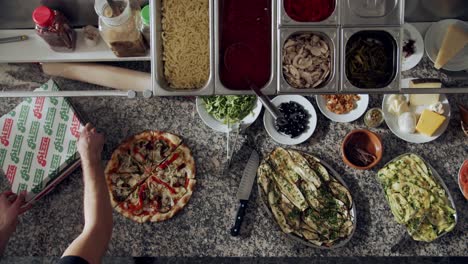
[0,79,84,205]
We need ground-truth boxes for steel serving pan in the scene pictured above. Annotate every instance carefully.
[258,151,357,249]
[278,0,340,26]
[341,0,404,26]
[278,27,340,94]
[214,0,277,95]
[377,153,458,242]
[340,27,401,93]
[151,0,215,96]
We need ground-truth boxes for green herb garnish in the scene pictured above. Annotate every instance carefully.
[201,95,256,124]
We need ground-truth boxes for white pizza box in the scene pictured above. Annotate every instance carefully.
[0,79,84,203]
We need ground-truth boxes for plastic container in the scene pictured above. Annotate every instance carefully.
[94,0,146,57]
[140,5,151,47]
[32,6,77,52]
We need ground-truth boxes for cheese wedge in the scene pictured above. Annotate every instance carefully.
[409,80,441,106]
[409,79,442,89]
[434,24,468,69]
[415,110,446,136]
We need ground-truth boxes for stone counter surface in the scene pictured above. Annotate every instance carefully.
[0,64,466,257]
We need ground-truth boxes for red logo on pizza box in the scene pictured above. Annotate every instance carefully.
[37,137,50,167]
[1,118,14,147]
[6,165,17,184]
[70,114,81,139]
[33,97,46,119]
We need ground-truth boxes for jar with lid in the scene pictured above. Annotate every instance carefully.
[140,5,151,47]
[32,6,76,52]
[94,0,147,57]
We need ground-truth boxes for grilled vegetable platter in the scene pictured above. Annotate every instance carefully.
[377,153,457,242]
[257,147,356,249]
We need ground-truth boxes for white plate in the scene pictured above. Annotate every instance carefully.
[402,23,424,71]
[382,94,451,144]
[263,95,317,145]
[315,94,369,123]
[425,19,468,71]
[196,97,263,133]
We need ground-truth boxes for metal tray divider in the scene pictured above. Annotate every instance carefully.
[213,0,277,95]
[277,27,340,94]
[151,0,215,96]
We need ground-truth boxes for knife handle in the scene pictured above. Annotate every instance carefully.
[230,200,248,236]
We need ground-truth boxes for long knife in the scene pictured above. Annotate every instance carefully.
[230,149,259,236]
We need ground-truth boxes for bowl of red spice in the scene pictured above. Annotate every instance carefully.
[341,129,383,170]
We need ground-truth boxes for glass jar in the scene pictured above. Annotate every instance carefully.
[32,6,76,52]
[140,5,151,47]
[94,0,147,57]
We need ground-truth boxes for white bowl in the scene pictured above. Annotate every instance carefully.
[263,95,317,145]
[315,94,369,123]
[402,23,424,71]
[196,96,263,133]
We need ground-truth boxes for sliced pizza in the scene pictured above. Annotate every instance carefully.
[105,131,182,207]
[114,143,196,223]
[128,131,182,166]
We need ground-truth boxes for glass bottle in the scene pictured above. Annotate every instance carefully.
[140,5,151,47]
[94,0,147,57]
[32,6,76,52]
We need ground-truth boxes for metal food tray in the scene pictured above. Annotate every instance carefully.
[213,0,277,95]
[278,27,340,94]
[151,0,215,96]
[258,151,357,250]
[340,26,402,93]
[341,0,404,26]
[377,153,458,242]
[278,0,340,26]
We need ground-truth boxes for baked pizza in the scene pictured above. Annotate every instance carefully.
[105,131,196,223]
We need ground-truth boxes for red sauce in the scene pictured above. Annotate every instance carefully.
[460,161,468,200]
[284,0,335,22]
[219,0,271,90]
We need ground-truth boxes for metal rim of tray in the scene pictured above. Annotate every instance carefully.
[377,153,458,242]
[257,151,357,250]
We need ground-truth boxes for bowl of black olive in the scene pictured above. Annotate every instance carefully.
[263,95,317,145]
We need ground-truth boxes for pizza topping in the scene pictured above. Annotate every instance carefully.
[151,176,176,194]
[127,184,147,214]
[159,153,180,170]
[177,163,186,171]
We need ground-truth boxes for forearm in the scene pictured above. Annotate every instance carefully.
[81,160,113,245]
[0,230,10,256]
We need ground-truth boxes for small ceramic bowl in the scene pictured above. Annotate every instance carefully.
[341,129,383,170]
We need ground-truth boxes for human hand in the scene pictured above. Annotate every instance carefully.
[0,191,30,238]
[78,123,105,167]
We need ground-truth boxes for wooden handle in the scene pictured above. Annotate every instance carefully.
[41,62,151,92]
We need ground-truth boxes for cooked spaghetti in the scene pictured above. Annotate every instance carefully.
[161,0,210,89]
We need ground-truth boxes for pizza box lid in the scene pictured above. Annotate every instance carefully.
[0,79,84,202]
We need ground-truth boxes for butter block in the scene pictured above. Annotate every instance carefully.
[416,110,446,136]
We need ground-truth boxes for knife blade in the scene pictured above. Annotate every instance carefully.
[230,149,259,236]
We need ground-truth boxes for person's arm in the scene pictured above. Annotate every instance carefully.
[0,191,30,256]
[62,123,113,264]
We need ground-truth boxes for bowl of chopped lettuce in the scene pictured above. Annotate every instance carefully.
[196,95,262,132]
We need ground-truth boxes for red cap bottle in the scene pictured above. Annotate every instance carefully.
[32,6,55,27]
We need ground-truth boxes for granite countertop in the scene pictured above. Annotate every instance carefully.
[0,63,466,258]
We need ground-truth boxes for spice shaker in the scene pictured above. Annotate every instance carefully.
[140,5,151,47]
[94,0,147,57]
[32,6,77,52]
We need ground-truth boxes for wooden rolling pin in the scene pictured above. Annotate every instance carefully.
[41,62,151,92]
